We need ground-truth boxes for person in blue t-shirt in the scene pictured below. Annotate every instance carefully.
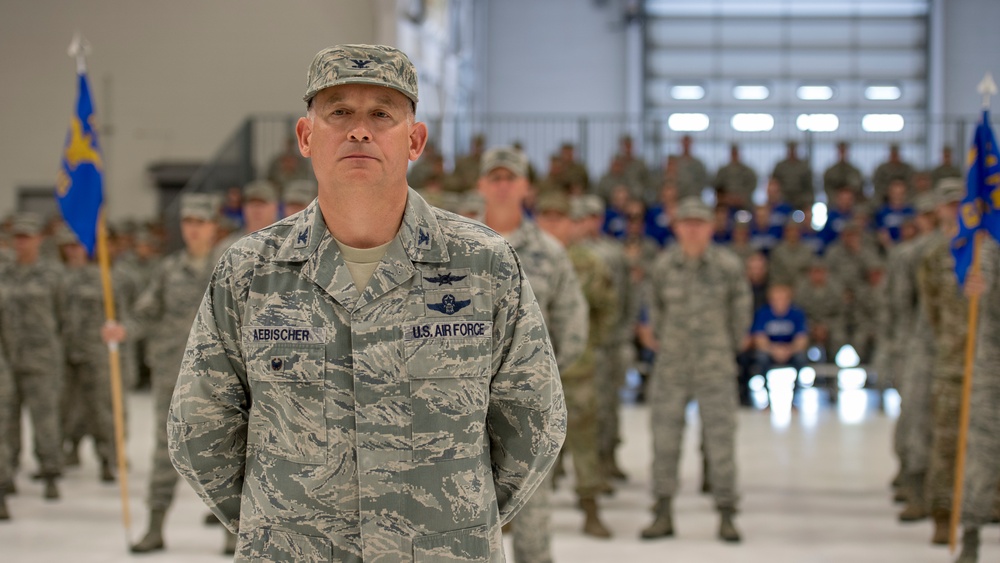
[751,284,809,402]
[874,178,915,249]
[819,185,856,249]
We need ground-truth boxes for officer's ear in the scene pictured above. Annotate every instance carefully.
[408,121,428,163]
[296,116,313,158]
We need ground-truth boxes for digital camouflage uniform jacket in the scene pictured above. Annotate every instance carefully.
[168,191,567,562]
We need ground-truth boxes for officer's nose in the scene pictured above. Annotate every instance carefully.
[349,125,371,142]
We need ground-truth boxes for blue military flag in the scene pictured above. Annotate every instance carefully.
[952,109,1000,285]
[56,70,104,256]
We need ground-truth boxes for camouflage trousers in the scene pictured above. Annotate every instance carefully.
[508,471,553,563]
[961,369,1000,527]
[8,368,63,476]
[595,343,625,473]
[927,374,961,513]
[649,368,739,510]
[900,329,935,476]
[146,368,182,511]
[61,356,116,463]
[561,374,603,499]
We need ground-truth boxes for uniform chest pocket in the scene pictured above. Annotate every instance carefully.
[247,344,328,464]
[405,329,491,462]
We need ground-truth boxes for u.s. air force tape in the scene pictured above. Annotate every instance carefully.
[246,326,327,344]
[405,321,492,340]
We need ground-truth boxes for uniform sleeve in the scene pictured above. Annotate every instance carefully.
[488,244,567,525]
[167,251,251,533]
[729,260,754,354]
[130,261,167,341]
[545,249,589,371]
[916,246,943,336]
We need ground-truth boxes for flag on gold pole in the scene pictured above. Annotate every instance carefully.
[57,34,132,544]
[948,72,999,553]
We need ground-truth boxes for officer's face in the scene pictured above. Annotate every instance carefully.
[673,218,713,254]
[297,84,427,197]
[243,199,278,232]
[180,217,218,257]
[478,167,529,210]
[12,233,42,261]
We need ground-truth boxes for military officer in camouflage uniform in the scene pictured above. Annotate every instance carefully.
[282,178,318,217]
[577,195,633,484]
[129,193,225,553]
[930,145,962,187]
[535,192,616,538]
[1,213,64,500]
[882,192,938,497]
[168,46,567,563]
[478,147,586,562]
[769,220,817,286]
[794,259,845,365]
[956,235,1000,562]
[895,188,947,523]
[641,197,753,543]
[872,143,915,204]
[713,143,758,210]
[55,225,123,483]
[772,141,815,210]
[822,141,864,203]
[916,178,973,544]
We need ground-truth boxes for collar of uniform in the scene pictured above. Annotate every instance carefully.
[397,188,449,264]
[271,190,449,265]
[501,215,536,250]
[273,199,325,263]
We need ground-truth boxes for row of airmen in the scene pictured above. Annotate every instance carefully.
[408,133,962,210]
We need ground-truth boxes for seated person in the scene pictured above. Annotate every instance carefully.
[751,284,809,393]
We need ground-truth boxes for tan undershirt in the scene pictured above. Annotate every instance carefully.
[334,237,393,291]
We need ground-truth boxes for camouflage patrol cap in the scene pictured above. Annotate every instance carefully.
[578,194,605,217]
[180,193,220,221]
[10,212,43,236]
[674,197,713,222]
[304,44,418,105]
[53,223,80,246]
[480,147,528,178]
[935,177,965,205]
[535,191,571,216]
[283,179,318,205]
[243,180,278,203]
[914,192,938,214]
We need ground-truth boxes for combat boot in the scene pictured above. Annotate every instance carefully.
[954,527,979,563]
[42,477,59,500]
[131,509,167,553]
[579,497,612,538]
[718,509,741,543]
[100,459,115,483]
[640,497,674,539]
[930,508,950,545]
[0,495,9,520]
[224,528,238,555]
[898,473,927,522]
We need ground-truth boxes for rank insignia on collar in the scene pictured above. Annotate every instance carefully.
[295,227,309,248]
[417,228,431,248]
[424,272,467,286]
[427,293,471,315]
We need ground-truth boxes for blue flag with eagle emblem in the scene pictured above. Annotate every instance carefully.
[57,70,104,256]
[952,109,1000,286]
